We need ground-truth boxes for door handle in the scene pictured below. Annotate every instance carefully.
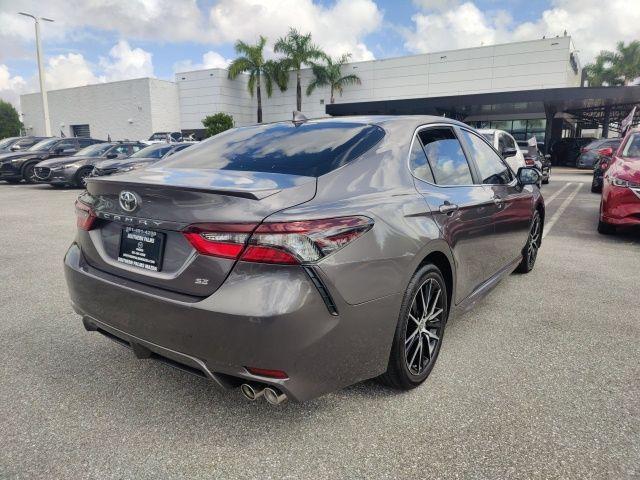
[439,202,459,215]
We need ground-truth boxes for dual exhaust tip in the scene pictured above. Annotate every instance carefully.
[240,383,287,405]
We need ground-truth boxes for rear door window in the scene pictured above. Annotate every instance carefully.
[460,130,513,185]
[159,121,385,177]
[417,127,473,185]
[409,138,435,183]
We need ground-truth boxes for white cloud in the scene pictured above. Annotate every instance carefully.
[403,0,640,64]
[208,0,383,61]
[0,65,27,108]
[45,53,103,90]
[174,51,231,73]
[99,40,154,81]
[2,0,208,45]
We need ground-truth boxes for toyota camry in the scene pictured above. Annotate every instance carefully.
[64,116,544,404]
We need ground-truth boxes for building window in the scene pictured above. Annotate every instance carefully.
[71,124,91,137]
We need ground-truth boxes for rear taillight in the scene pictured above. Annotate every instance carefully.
[183,216,373,265]
[524,156,535,166]
[75,200,97,231]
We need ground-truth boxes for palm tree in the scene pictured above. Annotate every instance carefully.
[227,36,285,123]
[584,55,621,87]
[602,40,640,85]
[274,28,326,111]
[306,54,361,104]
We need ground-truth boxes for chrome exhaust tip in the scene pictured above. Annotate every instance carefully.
[263,387,287,405]
[240,383,264,401]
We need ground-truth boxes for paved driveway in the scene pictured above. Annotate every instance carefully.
[0,168,638,479]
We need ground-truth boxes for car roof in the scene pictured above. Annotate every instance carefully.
[256,115,471,133]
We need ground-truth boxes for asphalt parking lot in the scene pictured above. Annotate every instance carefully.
[0,168,638,479]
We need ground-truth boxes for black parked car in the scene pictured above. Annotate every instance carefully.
[34,141,146,187]
[591,140,622,193]
[91,142,195,177]
[517,141,551,184]
[576,138,622,169]
[550,137,592,166]
[0,137,103,184]
[0,136,48,153]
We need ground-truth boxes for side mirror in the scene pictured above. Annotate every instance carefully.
[10,144,21,151]
[517,167,540,186]
[597,147,613,157]
[502,147,518,158]
[106,152,118,159]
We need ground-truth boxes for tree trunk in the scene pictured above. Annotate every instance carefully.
[257,72,262,123]
[296,70,302,111]
[330,85,335,104]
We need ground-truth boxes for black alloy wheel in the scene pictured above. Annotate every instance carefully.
[380,264,448,390]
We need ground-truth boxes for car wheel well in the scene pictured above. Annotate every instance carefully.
[20,160,39,175]
[416,251,453,310]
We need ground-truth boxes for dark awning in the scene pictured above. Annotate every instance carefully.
[326,86,640,131]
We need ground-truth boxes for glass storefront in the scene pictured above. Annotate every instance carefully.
[470,119,546,142]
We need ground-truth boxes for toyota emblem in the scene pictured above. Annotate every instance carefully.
[119,191,139,212]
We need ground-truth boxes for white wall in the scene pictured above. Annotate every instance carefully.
[20,78,180,140]
[177,36,581,128]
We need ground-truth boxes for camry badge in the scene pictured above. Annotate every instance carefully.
[119,191,139,212]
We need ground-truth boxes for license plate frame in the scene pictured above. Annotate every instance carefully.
[117,226,166,272]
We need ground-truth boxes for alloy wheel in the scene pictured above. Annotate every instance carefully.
[404,278,444,376]
[527,214,541,265]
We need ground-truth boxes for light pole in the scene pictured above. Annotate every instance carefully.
[19,12,54,137]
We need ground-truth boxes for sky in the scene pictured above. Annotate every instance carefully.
[1,0,639,109]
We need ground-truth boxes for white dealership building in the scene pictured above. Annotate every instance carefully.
[20,37,592,143]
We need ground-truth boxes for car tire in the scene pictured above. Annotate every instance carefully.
[379,264,448,390]
[597,220,615,235]
[515,210,541,274]
[591,182,600,193]
[22,163,40,184]
[4,178,21,184]
[74,167,93,188]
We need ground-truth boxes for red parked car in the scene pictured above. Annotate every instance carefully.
[598,129,640,234]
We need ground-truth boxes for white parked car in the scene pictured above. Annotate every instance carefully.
[478,129,526,174]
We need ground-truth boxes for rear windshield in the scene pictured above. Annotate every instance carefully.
[158,121,385,177]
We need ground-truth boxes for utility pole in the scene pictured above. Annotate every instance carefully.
[19,12,54,137]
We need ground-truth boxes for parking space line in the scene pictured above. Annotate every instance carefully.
[542,183,582,239]
[544,182,573,206]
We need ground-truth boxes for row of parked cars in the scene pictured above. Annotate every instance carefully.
[0,135,195,187]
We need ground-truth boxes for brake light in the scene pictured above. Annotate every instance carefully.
[75,200,97,231]
[183,216,373,265]
[524,156,535,166]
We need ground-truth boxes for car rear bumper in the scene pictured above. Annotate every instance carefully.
[64,243,400,401]
[601,185,640,226]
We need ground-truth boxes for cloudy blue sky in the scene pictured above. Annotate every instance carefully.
[1,0,638,108]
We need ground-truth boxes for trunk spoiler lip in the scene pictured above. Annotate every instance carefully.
[85,168,316,200]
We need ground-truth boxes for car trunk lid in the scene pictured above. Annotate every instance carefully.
[77,167,317,296]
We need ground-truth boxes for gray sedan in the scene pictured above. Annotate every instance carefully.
[65,116,543,403]
[34,142,145,187]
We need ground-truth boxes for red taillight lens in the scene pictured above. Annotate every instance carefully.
[601,162,609,170]
[183,223,255,259]
[183,216,373,265]
[524,157,535,166]
[246,367,289,379]
[75,200,96,231]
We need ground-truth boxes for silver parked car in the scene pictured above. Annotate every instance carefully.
[64,116,544,403]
